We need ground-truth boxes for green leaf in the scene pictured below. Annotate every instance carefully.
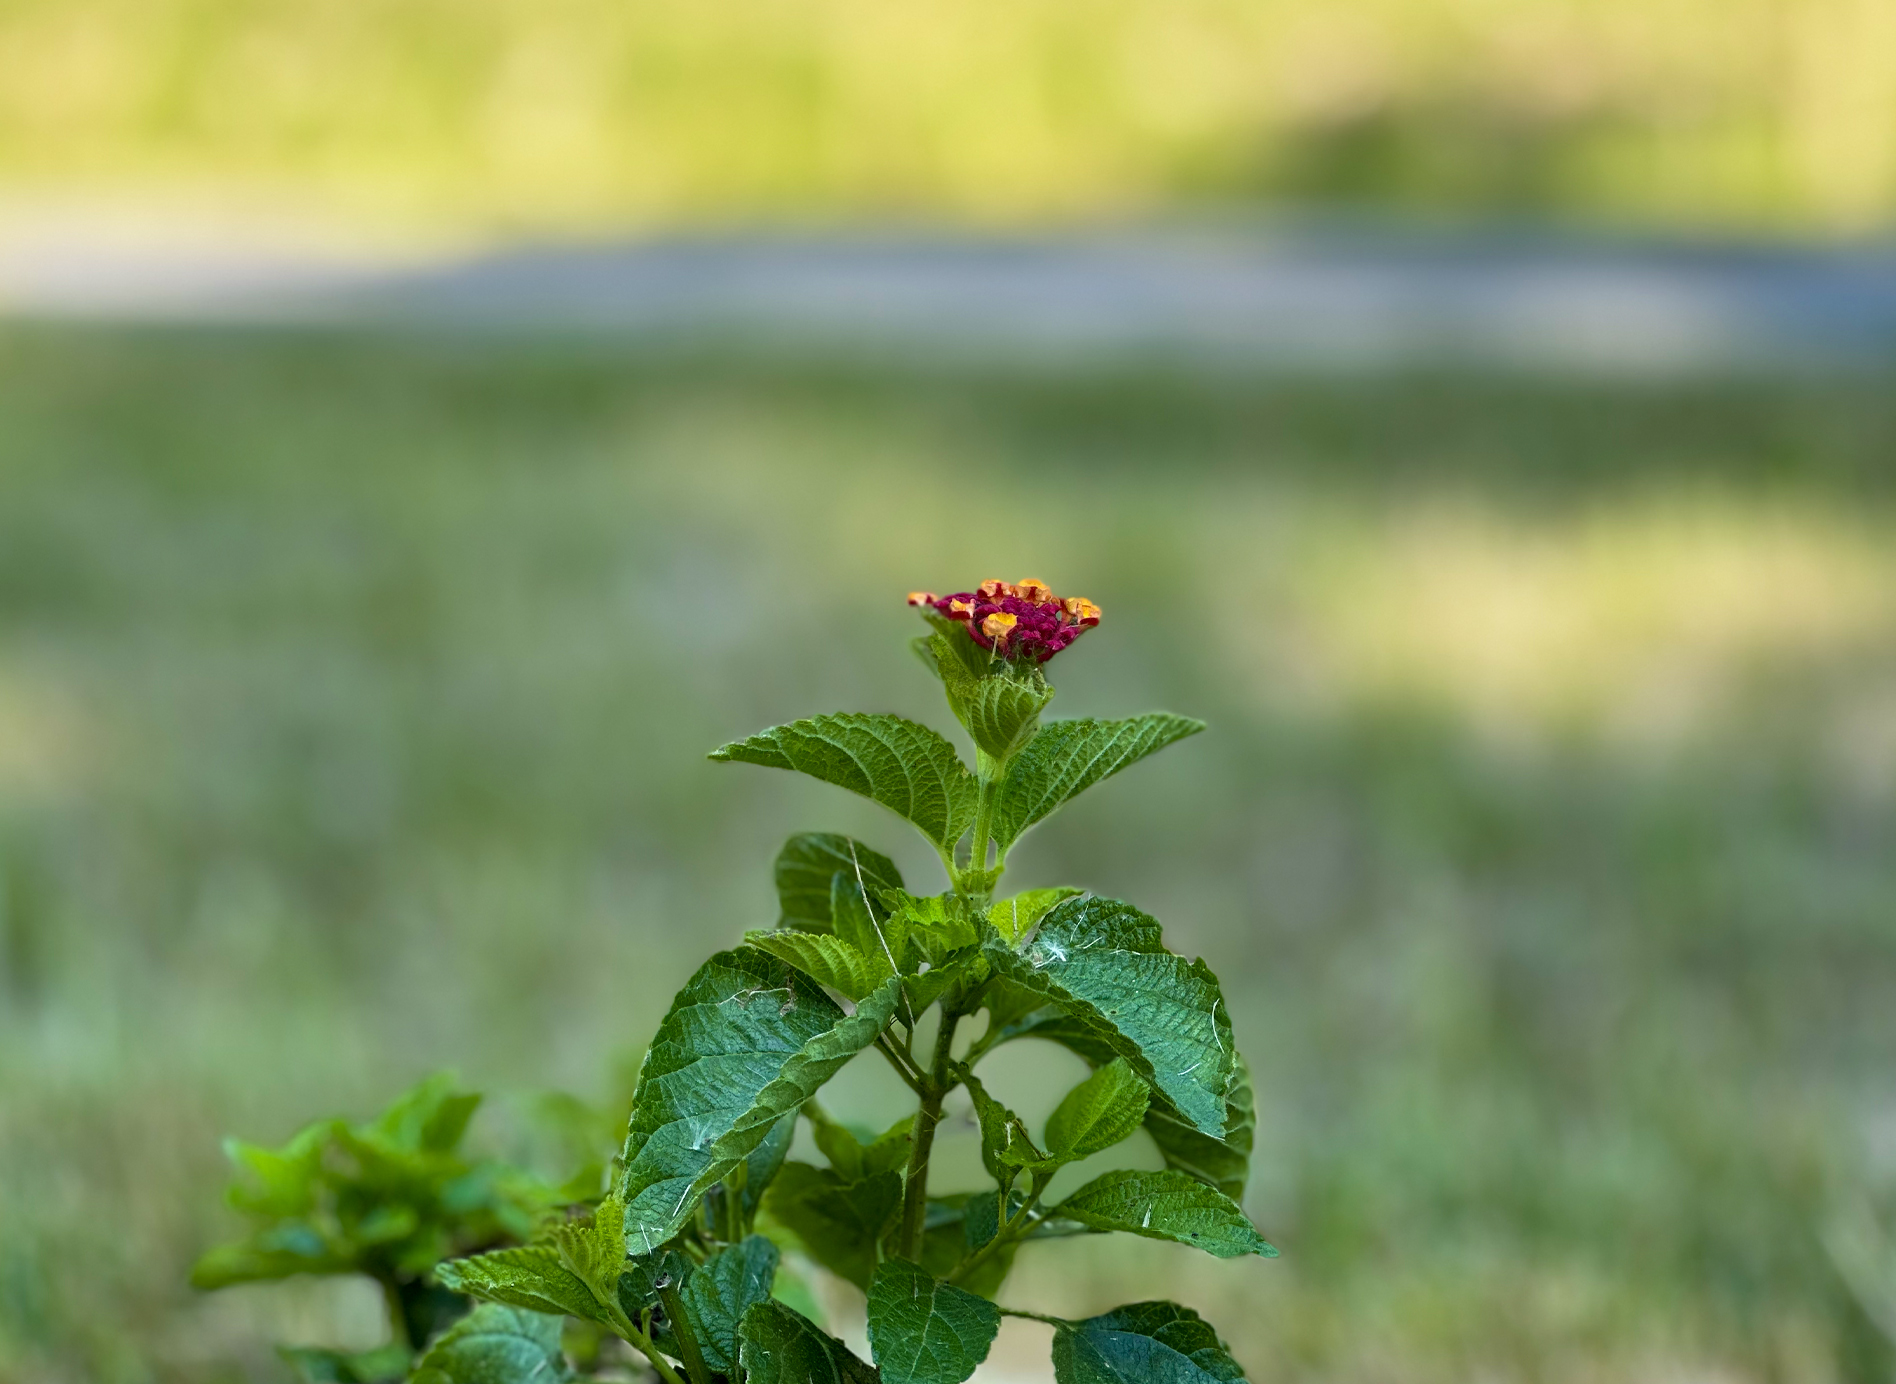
[1044,1058,1149,1163]
[1053,1170,1275,1258]
[774,833,905,933]
[1051,1301,1247,1384]
[989,715,1205,853]
[988,887,1082,945]
[616,1247,692,1320]
[434,1245,604,1324]
[409,1303,572,1384]
[984,895,1234,1136]
[742,1111,800,1222]
[1143,1055,1255,1202]
[744,929,890,1002]
[740,1300,879,1384]
[964,674,1055,763]
[806,1106,910,1182]
[679,1235,781,1374]
[554,1195,633,1307]
[711,714,978,854]
[957,1065,1045,1179]
[866,1258,1002,1384]
[276,1344,410,1383]
[833,871,907,975]
[886,890,979,964]
[761,1162,903,1290]
[617,950,902,1252]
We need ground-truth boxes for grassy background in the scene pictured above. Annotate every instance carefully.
[4,327,1896,1380]
[5,0,1896,234]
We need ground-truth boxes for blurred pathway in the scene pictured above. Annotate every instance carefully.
[3,217,1894,373]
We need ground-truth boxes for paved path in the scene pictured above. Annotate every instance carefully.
[4,220,1894,372]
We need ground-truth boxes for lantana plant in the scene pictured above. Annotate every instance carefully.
[201,579,1273,1384]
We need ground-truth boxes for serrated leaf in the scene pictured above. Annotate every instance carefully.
[1143,1055,1255,1202]
[409,1304,572,1384]
[679,1235,781,1373]
[435,1245,603,1324]
[711,714,978,853]
[964,675,1055,763]
[886,890,979,965]
[774,834,905,933]
[744,929,890,1002]
[957,1065,1046,1180]
[740,1300,879,1384]
[555,1196,630,1305]
[1051,1301,1247,1384]
[866,1258,1002,1384]
[988,888,1082,945]
[617,950,902,1252]
[989,715,1205,853]
[1053,1170,1274,1258]
[1044,1058,1148,1163]
[761,1162,903,1289]
[985,895,1232,1136]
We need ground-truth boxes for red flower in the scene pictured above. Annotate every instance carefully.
[908,579,1101,663]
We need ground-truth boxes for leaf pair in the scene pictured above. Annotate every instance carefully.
[713,711,1203,861]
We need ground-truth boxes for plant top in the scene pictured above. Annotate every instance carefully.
[197,577,1272,1384]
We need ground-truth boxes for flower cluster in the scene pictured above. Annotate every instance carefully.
[908,578,1102,663]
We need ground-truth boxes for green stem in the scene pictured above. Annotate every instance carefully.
[897,1009,963,1259]
[999,1307,1068,1326]
[947,1177,1048,1287]
[656,1283,714,1384]
[876,1033,927,1094]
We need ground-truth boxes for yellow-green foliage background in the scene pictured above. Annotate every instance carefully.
[6,0,1896,232]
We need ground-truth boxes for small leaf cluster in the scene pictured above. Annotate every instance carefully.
[193,1074,567,1381]
[198,584,1275,1384]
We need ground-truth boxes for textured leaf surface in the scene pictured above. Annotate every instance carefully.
[1144,1055,1255,1201]
[988,887,1082,945]
[680,1236,781,1373]
[832,872,907,975]
[1044,1058,1149,1163]
[618,950,901,1251]
[1054,1170,1274,1258]
[712,715,977,852]
[740,1301,880,1384]
[762,1162,903,1289]
[435,1245,603,1324]
[409,1304,571,1384]
[989,714,1204,852]
[985,895,1233,1135]
[1051,1301,1247,1384]
[774,834,905,932]
[744,929,890,1002]
[866,1258,1002,1384]
[965,675,1054,763]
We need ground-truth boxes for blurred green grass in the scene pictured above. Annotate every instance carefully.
[4,327,1896,1381]
[5,0,1896,232]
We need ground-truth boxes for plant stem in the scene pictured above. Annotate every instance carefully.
[655,1283,713,1384]
[897,1009,962,1259]
[876,1033,927,1094]
[998,1307,1068,1326]
[947,1177,1048,1287]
